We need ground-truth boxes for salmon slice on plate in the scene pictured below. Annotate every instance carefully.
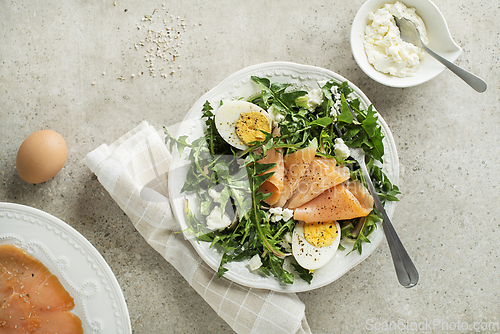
[293,180,374,223]
[286,157,350,209]
[0,244,83,333]
[258,148,285,205]
[274,141,317,208]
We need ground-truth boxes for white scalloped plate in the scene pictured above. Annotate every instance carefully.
[169,62,399,292]
[0,202,132,333]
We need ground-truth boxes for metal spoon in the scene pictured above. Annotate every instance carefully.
[335,106,419,288]
[393,16,487,93]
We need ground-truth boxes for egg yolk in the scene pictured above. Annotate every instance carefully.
[303,221,338,248]
[235,111,271,145]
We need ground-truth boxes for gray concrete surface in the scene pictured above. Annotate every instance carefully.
[1,0,499,333]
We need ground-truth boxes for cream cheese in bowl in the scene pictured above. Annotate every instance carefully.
[364,1,428,77]
[350,0,461,88]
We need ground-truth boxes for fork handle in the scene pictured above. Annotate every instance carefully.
[378,201,419,288]
[422,44,487,93]
[358,161,419,288]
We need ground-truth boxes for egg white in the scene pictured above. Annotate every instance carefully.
[291,221,341,271]
[214,101,271,150]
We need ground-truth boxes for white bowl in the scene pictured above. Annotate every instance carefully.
[351,0,462,88]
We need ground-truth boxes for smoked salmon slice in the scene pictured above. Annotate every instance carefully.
[0,244,83,333]
[293,181,374,223]
[286,157,350,209]
[258,148,284,205]
[274,141,317,208]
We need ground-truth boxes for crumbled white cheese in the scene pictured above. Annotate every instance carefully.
[248,254,263,271]
[268,207,293,222]
[306,89,324,111]
[279,231,293,253]
[269,207,282,216]
[208,188,221,203]
[281,208,293,222]
[296,88,324,111]
[329,85,343,117]
[269,209,283,222]
[268,105,285,126]
[330,85,341,100]
[283,231,292,244]
[334,138,351,160]
[206,206,232,230]
[301,88,324,111]
[363,1,428,77]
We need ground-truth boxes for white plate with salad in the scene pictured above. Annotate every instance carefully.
[168,62,399,292]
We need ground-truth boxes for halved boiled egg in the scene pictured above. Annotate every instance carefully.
[215,101,271,150]
[292,221,341,271]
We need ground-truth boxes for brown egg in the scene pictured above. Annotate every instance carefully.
[16,130,68,184]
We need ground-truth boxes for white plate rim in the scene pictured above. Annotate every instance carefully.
[168,61,399,292]
[0,202,132,333]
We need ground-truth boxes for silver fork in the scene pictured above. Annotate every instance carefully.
[338,105,419,288]
[349,147,418,288]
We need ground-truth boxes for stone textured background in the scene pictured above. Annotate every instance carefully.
[1,0,499,333]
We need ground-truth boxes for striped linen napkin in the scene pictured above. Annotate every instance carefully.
[84,121,311,334]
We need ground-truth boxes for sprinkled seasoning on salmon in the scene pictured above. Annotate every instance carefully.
[286,157,350,209]
[0,244,83,333]
[293,181,374,223]
[258,148,284,205]
[274,141,317,208]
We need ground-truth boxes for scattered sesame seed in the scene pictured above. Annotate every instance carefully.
[133,8,186,78]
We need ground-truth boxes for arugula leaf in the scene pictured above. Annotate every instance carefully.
[310,117,333,127]
[346,212,379,255]
[361,106,384,161]
[250,76,307,116]
[337,95,354,124]
[202,101,232,156]
[251,76,273,106]
[164,127,191,156]
[244,147,287,259]
[291,263,313,284]
[261,253,294,284]
[183,198,215,243]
